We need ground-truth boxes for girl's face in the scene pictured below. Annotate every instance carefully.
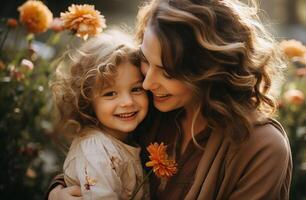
[140,27,194,112]
[92,62,148,141]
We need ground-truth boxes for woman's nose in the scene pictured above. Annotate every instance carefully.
[142,65,159,91]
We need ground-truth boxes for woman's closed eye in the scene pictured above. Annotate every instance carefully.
[162,70,172,79]
[139,49,149,63]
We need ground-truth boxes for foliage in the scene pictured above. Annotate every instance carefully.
[0,1,106,199]
[0,21,59,199]
[278,39,306,200]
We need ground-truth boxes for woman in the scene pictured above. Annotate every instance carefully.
[48,0,292,199]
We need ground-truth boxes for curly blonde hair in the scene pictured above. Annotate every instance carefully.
[136,0,285,142]
[51,30,140,135]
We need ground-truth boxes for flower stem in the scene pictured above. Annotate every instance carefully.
[0,28,10,52]
[129,169,153,200]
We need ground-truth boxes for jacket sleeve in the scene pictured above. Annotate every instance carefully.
[44,173,66,200]
[228,123,292,200]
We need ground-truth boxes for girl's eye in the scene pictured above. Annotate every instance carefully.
[102,91,117,97]
[132,86,145,93]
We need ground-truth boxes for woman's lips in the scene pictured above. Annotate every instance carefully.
[153,94,172,102]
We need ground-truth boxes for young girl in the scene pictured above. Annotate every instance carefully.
[51,30,149,200]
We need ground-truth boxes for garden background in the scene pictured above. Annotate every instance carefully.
[0,0,306,199]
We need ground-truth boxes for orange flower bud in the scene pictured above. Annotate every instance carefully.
[296,67,306,77]
[6,18,18,28]
[280,40,306,59]
[0,60,5,70]
[26,167,37,178]
[283,89,305,105]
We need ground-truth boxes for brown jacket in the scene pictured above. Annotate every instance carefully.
[184,119,292,200]
[137,112,292,200]
[47,115,291,200]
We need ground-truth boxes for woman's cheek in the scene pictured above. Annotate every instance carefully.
[140,62,149,76]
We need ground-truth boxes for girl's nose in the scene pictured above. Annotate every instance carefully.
[119,93,134,107]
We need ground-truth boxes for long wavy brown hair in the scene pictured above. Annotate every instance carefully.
[136,0,285,142]
[51,30,140,136]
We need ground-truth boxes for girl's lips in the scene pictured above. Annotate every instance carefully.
[114,112,138,121]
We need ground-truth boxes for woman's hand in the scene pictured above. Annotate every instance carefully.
[48,185,82,200]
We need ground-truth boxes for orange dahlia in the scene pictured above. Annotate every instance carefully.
[18,0,53,34]
[145,142,177,178]
[60,4,106,40]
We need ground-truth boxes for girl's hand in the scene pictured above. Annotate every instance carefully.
[48,185,82,200]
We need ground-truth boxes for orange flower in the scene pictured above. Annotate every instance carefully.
[296,67,306,77]
[0,60,5,70]
[283,89,305,105]
[26,167,37,178]
[6,18,18,28]
[280,40,306,59]
[18,0,53,34]
[60,4,106,40]
[145,143,177,178]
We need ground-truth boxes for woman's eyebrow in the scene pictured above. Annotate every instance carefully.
[140,47,164,68]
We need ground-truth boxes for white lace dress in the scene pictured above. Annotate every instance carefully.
[63,128,149,200]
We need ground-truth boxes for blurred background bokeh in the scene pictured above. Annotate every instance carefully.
[0,0,305,199]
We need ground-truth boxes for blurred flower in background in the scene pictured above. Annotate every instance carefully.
[18,0,53,34]
[278,39,306,199]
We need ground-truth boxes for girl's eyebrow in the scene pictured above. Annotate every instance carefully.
[132,79,143,85]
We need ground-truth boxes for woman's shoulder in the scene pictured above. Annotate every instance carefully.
[250,118,289,151]
[230,118,291,159]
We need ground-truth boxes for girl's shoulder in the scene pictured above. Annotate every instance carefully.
[68,128,141,160]
[67,128,118,157]
[64,128,122,169]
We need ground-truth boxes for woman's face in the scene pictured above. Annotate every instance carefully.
[140,27,194,112]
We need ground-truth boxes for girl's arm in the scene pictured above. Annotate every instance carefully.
[46,173,82,200]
